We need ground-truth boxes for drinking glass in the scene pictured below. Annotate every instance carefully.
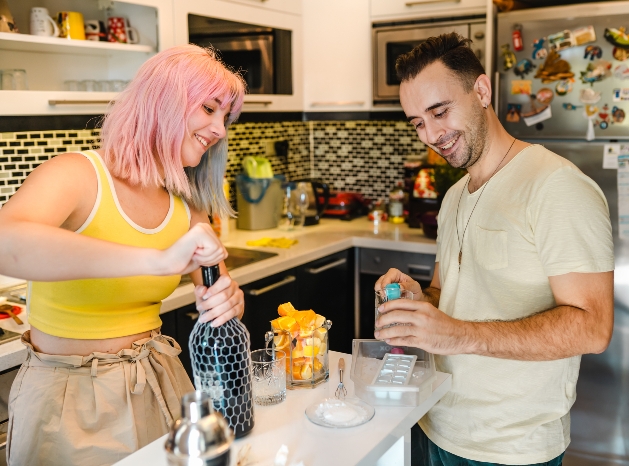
[375,288,416,338]
[251,349,286,405]
[1,70,28,90]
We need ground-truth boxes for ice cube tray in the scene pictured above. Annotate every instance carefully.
[371,353,418,386]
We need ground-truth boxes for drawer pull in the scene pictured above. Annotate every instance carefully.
[306,258,347,274]
[246,275,296,296]
[310,101,365,107]
[243,100,272,106]
[405,0,458,5]
[186,311,200,321]
[407,264,432,281]
[48,100,112,106]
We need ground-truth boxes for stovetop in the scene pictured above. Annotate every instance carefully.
[0,327,21,345]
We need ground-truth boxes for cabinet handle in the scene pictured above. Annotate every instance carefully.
[407,264,432,281]
[405,0,458,5]
[186,311,200,321]
[0,429,7,450]
[306,258,347,274]
[243,100,273,106]
[48,100,112,106]
[246,275,296,296]
[310,101,365,107]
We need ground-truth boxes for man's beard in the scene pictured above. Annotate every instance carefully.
[434,104,488,169]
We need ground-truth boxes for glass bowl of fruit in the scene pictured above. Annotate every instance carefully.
[265,302,332,389]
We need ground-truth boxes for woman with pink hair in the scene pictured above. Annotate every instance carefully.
[0,44,246,465]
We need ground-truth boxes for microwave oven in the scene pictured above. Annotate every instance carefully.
[188,14,292,95]
[372,16,486,106]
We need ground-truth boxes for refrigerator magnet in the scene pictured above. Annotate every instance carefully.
[562,103,582,111]
[613,88,629,102]
[532,38,547,60]
[604,27,629,50]
[555,79,574,96]
[583,105,599,141]
[536,88,554,105]
[580,60,612,86]
[596,104,611,130]
[573,26,597,46]
[584,45,603,61]
[511,80,532,95]
[614,64,629,80]
[548,30,575,52]
[501,44,516,71]
[512,24,524,52]
[506,104,522,123]
[523,106,552,127]
[535,50,574,83]
[580,88,602,104]
[514,59,535,78]
[612,106,625,124]
[613,47,629,62]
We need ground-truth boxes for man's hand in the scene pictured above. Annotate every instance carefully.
[374,299,472,354]
[375,268,423,297]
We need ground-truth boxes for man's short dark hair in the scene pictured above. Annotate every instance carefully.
[396,32,485,92]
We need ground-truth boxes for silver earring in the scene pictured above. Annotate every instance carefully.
[484,103,488,109]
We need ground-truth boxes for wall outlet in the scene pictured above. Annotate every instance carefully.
[264,140,276,156]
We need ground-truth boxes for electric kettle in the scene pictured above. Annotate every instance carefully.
[294,179,330,226]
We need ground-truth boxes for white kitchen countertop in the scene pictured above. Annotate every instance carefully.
[162,217,436,313]
[0,218,435,372]
[114,351,451,466]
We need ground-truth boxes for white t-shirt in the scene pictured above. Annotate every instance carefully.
[420,145,614,464]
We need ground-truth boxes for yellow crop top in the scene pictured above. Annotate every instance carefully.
[28,150,191,339]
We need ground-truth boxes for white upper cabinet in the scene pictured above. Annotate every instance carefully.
[174,0,304,112]
[0,0,174,116]
[371,0,486,20]
[222,0,302,16]
[303,0,371,112]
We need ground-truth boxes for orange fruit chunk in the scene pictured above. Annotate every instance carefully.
[270,316,299,334]
[292,365,302,380]
[273,334,290,350]
[314,314,326,328]
[300,364,313,380]
[303,345,319,357]
[294,310,316,330]
[278,302,297,317]
[313,358,323,373]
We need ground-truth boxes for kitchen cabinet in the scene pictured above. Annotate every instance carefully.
[241,267,300,351]
[0,0,174,116]
[296,249,354,354]
[358,248,435,339]
[370,0,486,21]
[222,0,302,16]
[302,0,371,112]
[173,0,304,112]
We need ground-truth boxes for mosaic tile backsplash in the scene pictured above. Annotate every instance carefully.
[0,120,423,208]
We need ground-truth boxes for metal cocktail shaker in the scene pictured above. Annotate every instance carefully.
[164,390,233,466]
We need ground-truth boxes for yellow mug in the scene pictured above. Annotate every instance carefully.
[57,11,85,40]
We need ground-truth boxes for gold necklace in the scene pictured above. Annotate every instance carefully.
[455,138,516,270]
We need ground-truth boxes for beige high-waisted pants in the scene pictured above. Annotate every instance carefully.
[7,330,194,466]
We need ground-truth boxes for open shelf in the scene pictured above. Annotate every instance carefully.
[0,32,154,55]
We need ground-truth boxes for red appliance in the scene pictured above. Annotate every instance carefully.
[319,192,369,220]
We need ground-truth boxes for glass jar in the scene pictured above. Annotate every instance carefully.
[265,318,332,388]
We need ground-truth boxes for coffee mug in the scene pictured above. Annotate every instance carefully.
[0,14,16,33]
[107,17,138,44]
[85,19,106,41]
[30,7,59,37]
[57,11,85,40]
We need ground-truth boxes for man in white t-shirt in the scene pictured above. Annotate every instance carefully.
[374,32,614,465]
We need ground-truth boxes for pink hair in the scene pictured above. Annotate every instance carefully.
[100,44,245,215]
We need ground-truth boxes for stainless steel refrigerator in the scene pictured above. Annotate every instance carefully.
[496,3,629,465]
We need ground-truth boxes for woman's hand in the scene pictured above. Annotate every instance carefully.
[194,273,245,326]
[374,268,423,299]
[157,223,227,276]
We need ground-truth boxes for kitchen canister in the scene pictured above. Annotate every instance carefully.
[164,390,233,466]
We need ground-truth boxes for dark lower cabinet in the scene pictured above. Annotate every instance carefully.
[162,248,357,381]
[159,303,198,380]
[296,249,354,354]
[241,269,300,352]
